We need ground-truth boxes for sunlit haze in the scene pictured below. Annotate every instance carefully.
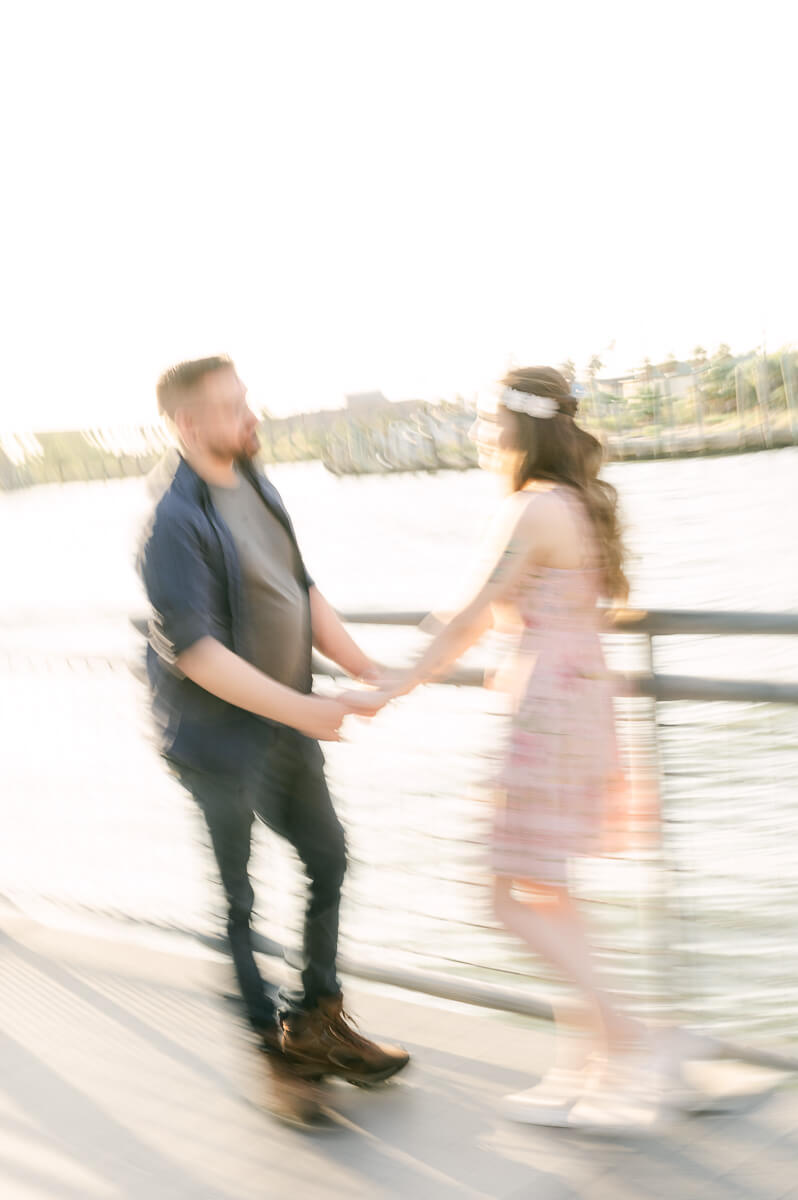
[1,0,795,431]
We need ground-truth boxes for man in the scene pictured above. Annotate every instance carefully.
[138,355,408,1124]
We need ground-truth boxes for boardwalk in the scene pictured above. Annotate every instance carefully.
[1,907,796,1200]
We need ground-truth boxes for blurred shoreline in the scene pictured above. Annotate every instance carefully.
[1,407,796,491]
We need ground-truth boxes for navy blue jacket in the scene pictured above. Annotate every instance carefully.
[138,455,314,773]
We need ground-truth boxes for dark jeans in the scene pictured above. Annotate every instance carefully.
[176,726,346,1030]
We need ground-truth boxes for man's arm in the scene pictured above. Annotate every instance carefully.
[177,637,348,741]
[309,586,386,683]
[141,507,351,740]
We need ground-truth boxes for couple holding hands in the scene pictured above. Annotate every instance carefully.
[140,355,645,1129]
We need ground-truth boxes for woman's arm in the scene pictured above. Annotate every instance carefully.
[390,492,547,696]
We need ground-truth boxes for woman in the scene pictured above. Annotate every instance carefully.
[366,366,662,1129]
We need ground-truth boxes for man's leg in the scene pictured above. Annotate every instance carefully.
[174,757,324,1126]
[255,730,409,1084]
[253,730,345,1012]
[176,764,277,1034]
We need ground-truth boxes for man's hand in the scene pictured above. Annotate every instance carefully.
[299,690,402,740]
[297,696,351,741]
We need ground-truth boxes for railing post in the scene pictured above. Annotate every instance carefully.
[644,635,667,1012]
[637,632,686,1026]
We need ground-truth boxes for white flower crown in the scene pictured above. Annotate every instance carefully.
[500,386,560,419]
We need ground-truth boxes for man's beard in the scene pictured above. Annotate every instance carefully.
[242,429,261,459]
[208,430,260,461]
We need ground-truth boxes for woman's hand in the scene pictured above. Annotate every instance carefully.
[337,686,397,718]
[355,660,404,690]
[339,667,414,714]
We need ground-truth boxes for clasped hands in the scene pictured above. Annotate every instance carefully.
[338,661,412,719]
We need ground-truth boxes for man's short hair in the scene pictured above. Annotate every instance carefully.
[156,355,234,419]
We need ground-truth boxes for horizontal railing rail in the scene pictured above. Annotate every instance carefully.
[338,607,798,636]
[132,608,798,704]
[133,607,798,638]
[329,608,798,705]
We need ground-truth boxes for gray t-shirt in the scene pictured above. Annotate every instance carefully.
[210,471,312,693]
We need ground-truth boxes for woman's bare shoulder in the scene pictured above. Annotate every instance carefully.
[514,484,567,525]
[483,488,564,563]
[515,485,584,564]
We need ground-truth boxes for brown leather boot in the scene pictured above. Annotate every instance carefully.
[280,994,410,1086]
[259,1027,325,1126]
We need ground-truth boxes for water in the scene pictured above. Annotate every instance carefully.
[1,450,797,1043]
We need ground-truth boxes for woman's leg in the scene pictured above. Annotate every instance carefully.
[492,875,638,1052]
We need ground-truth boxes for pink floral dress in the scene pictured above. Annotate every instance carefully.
[490,488,620,884]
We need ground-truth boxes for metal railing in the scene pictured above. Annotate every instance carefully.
[124,608,798,1067]
[308,608,798,705]
[309,607,798,1068]
[4,607,795,1069]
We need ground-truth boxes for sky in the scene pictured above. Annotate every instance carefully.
[0,0,795,431]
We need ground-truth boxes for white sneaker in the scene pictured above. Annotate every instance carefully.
[645,1026,739,1115]
[501,1067,585,1127]
[567,1053,673,1135]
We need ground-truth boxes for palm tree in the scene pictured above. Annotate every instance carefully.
[635,357,659,429]
[559,359,576,386]
[586,356,603,423]
[704,346,738,415]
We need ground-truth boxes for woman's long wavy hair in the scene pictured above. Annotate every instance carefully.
[499,366,629,603]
